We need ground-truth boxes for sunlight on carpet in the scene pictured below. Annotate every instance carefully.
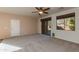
[0,43,22,52]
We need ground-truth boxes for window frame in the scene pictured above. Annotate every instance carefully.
[56,12,75,31]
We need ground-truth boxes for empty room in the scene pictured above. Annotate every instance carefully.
[0,7,79,52]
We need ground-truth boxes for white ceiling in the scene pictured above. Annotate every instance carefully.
[0,7,74,18]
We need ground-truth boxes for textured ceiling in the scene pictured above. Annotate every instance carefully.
[0,7,74,18]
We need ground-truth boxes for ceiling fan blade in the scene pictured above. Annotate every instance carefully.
[32,11,37,13]
[40,7,43,10]
[43,8,50,11]
[38,13,42,17]
[44,12,48,14]
[35,7,40,10]
[38,13,41,15]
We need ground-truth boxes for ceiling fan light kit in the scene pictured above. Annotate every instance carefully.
[32,7,50,17]
[39,11,43,14]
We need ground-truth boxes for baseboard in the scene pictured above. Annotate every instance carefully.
[54,37,79,45]
[5,33,38,39]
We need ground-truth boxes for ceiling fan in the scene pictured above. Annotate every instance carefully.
[32,7,50,16]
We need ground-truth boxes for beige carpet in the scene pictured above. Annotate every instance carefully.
[0,34,79,52]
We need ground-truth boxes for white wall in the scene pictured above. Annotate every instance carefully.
[0,12,38,39]
[38,8,79,44]
[37,18,41,34]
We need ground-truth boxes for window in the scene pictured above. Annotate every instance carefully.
[65,17,75,31]
[56,13,75,31]
[57,19,65,30]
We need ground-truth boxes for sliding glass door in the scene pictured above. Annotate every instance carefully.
[41,17,51,36]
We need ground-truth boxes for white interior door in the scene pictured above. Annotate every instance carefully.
[11,19,20,36]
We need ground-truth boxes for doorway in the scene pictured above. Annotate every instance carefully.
[11,19,20,36]
[41,17,51,36]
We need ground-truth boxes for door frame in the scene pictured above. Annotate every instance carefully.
[41,17,51,36]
